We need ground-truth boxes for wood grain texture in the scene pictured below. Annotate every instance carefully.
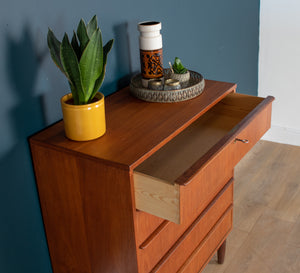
[177,209,232,273]
[133,150,235,261]
[139,220,169,250]
[134,93,274,185]
[151,208,233,273]
[136,180,233,273]
[133,93,273,224]
[30,142,139,273]
[30,80,237,170]
[175,94,274,185]
[203,141,300,273]
[30,144,92,273]
[134,211,165,248]
[29,80,274,273]
[134,172,180,224]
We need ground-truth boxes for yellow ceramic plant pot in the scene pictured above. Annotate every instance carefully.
[61,92,106,141]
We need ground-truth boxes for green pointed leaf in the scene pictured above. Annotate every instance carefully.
[77,19,89,52]
[69,81,79,105]
[79,29,103,101]
[88,39,114,102]
[60,34,85,104]
[173,57,187,74]
[71,31,81,60]
[47,28,65,74]
[87,15,97,38]
[89,69,105,103]
[103,39,114,63]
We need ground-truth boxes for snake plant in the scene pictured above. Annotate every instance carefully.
[47,15,114,105]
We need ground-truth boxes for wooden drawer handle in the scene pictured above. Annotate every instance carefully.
[235,138,249,144]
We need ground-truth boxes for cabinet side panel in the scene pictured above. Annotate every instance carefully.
[31,143,139,273]
[30,143,92,273]
[76,154,138,273]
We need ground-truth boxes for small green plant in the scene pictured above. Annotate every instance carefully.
[172,57,188,74]
[47,15,114,105]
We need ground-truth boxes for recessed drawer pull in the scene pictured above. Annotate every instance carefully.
[235,138,249,144]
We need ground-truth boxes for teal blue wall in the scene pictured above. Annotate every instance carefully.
[0,1,259,272]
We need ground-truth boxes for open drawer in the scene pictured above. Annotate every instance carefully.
[133,93,274,224]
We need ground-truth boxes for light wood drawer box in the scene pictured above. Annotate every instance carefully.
[137,179,233,273]
[134,93,273,224]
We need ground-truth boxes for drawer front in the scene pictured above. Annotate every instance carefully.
[153,207,233,273]
[136,180,233,273]
[180,145,234,224]
[177,209,232,273]
[232,101,272,166]
[134,149,233,248]
[134,94,274,225]
[179,95,273,222]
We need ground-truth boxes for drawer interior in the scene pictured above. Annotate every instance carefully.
[135,93,264,183]
[133,93,264,223]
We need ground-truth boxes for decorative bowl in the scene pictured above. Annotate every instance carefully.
[130,69,205,103]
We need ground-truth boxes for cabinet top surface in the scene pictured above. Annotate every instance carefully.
[30,80,236,170]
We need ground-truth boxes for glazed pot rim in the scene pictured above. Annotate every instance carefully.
[138,21,161,26]
[138,21,161,31]
[171,70,190,75]
[61,92,104,108]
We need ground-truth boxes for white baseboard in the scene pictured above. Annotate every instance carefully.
[262,125,300,146]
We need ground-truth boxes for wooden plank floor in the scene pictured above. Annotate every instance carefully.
[202,140,300,273]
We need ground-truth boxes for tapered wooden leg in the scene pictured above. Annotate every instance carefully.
[217,240,226,264]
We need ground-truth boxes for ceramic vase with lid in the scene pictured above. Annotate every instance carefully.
[138,21,163,87]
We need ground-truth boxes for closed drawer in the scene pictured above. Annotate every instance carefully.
[137,179,233,273]
[152,206,233,273]
[177,208,232,273]
[134,93,274,224]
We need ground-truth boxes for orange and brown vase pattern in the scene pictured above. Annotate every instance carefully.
[140,48,163,79]
[138,21,163,87]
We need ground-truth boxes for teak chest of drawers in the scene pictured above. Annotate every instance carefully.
[30,80,274,273]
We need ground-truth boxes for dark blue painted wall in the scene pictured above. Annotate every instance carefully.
[0,1,259,272]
